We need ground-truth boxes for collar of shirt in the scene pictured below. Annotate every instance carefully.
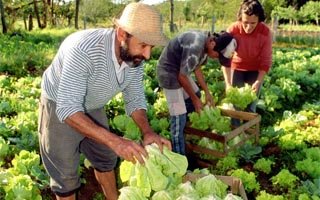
[111,30,130,84]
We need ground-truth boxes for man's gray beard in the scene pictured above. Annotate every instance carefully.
[120,44,139,68]
[120,42,144,68]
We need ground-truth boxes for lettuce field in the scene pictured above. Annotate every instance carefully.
[0,29,320,199]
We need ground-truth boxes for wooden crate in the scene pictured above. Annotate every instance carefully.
[185,109,261,160]
[183,173,248,200]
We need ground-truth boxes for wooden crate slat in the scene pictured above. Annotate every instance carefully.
[184,126,226,142]
[186,143,226,158]
[185,109,261,160]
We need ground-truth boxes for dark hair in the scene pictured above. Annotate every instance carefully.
[237,0,265,22]
[125,32,132,38]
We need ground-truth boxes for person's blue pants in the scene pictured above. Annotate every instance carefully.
[170,91,200,155]
[170,114,187,155]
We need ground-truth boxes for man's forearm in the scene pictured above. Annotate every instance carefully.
[131,109,153,135]
[65,112,120,148]
[194,67,209,93]
[178,73,199,101]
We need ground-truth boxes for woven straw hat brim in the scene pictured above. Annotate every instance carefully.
[113,3,168,46]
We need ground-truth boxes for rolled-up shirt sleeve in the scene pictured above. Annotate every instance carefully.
[122,66,147,116]
[56,47,93,122]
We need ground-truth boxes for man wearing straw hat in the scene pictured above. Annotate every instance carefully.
[38,2,170,200]
[157,31,237,155]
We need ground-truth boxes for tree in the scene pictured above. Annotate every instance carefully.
[182,2,190,21]
[272,6,299,25]
[80,0,123,28]
[169,0,174,32]
[300,1,320,25]
[261,0,286,21]
[42,0,48,28]
[33,0,42,29]
[0,0,7,33]
[50,0,55,26]
[75,0,80,29]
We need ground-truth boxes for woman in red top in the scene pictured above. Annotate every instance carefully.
[222,0,272,113]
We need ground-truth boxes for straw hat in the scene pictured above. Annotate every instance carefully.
[113,2,168,46]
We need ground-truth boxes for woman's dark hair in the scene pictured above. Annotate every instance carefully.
[237,0,265,22]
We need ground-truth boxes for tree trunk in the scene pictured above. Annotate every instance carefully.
[42,0,47,28]
[28,14,33,31]
[272,16,278,42]
[0,0,7,33]
[75,0,80,29]
[50,0,55,26]
[33,0,42,28]
[169,0,174,32]
[23,15,27,30]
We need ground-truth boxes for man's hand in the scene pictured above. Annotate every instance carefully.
[192,97,203,113]
[205,92,215,107]
[130,109,171,155]
[142,131,172,152]
[113,137,148,164]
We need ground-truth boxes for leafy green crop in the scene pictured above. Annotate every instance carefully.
[271,169,299,189]
[253,158,275,174]
[188,106,231,133]
[222,84,257,110]
[118,144,239,199]
[231,169,260,193]
[296,148,320,179]
[256,190,285,200]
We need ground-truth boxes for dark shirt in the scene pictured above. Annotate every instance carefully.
[157,31,208,89]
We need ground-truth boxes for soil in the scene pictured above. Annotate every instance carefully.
[78,168,104,200]
[262,143,281,157]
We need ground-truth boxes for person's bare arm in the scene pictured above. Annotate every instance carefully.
[178,73,203,113]
[65,111,147,163]
[221,66,232,91]
[252,70,266,93]
[194,67,214,106]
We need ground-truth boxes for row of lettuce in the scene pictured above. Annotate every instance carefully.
[0,36,320,198]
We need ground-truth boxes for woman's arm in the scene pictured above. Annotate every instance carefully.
[221,66,232,91]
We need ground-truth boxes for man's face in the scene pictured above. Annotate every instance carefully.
[120,36,153,68]
[206,38,219,59]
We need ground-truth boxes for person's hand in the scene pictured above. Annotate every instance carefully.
[225,83,232,92]
[192,98,203,113]
[113,137,148,164]
[205,92,215,107]
[142,131,172,152]
[252,80,261,93]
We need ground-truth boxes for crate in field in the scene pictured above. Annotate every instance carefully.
[185,109,261,161]
[183,173,248,200]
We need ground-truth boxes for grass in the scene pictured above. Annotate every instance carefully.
[279,24,320,32]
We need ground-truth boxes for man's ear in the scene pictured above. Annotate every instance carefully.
[116,27,127,42]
